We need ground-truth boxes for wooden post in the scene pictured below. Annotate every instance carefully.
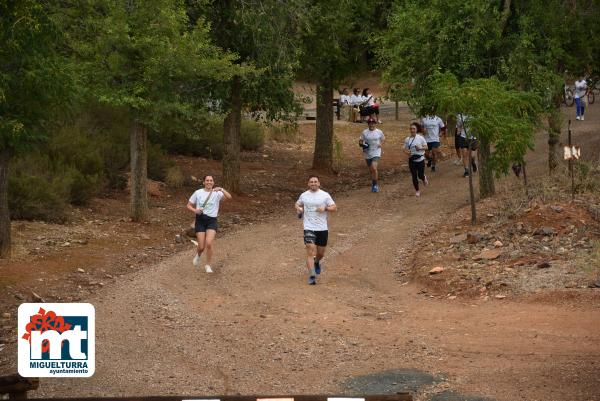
[522,159,529,198]
[568,120,574,200]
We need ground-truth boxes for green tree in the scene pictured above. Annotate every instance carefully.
[299,0,364,171]
[377,0,509,196]
[499,0,600,173]
[75,0,234,220]
[194,0,303,192]
[429,72,541,224]
[0,1,75,257]
[377,0,599,185]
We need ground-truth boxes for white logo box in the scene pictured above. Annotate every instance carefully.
[18,303,95,378]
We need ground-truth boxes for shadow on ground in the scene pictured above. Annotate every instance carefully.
[343,369,496,401]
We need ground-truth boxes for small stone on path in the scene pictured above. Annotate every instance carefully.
[475,249,503,260]
[536,261,551,269]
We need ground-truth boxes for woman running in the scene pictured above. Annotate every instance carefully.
[186,175,232,273]
[403,122,429,197]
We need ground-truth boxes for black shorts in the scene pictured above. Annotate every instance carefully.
[457,136,478,150]
[427,141,440,150]
[366,156,380,166]
[454,134,461,150]
[303,230,328,246]
[195,214,218,232]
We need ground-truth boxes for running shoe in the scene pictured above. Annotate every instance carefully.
[576,116,581,120]
[308,275,316,285]
[431,165,436,172]
[423,176,429,186]
[372,184,380,193]
[314,258,321,275]
[463,170,469,177]
[193,253,201,266]
[204,265,213,273]
[415,191,421,197]
[581,116,585,121]
[472,160,478,172]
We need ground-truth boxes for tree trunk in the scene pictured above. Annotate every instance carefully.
[130,121,148,222]
[467,145,477,226]
[548,104,562,173]
[0,149,11,258]
[522,159,529,198]
[478,135,495,198]
[313,78,334,171]
[223,75,242,193]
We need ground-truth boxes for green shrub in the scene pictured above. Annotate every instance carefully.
[149,117,222,158]
[268,122,300,143]
[149,117,264,159]
[147,143,173,181]
[67,168,100,205]
[165,166,185,188]
[8,173,70,222]
[241,120,264,151]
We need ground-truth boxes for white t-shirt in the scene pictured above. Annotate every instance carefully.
[349,94,362,105]
[360,128,385,159]
[456,113,476,139]
[365,95,375,106]
[297,189,335,231]
[340,94,351,104]
[421,115,445,142]
[188,189,225,218]
[574,80,587,99]
[404,134,427,162]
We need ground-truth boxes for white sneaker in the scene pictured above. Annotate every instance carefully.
[204,265,213,273]
[576,116,581,120]
[193,253,200,266]
[581,116,584,121]
[423,176,429,186]
[415,191,421,197]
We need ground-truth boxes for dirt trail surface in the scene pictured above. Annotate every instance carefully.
[2,102,600,401]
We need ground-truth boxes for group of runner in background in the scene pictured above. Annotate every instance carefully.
[358,113,477,197]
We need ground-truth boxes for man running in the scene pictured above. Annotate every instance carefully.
[456,113,478,177]
[295,176,337,285]
[359,118,385,192]
[421,113,446,172]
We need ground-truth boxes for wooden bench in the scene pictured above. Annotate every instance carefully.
[333,98,341,120]
[303,98,344,120]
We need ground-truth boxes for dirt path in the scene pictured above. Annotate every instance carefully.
[25,107,600,401]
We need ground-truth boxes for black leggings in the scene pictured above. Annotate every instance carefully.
[409,159,426,190]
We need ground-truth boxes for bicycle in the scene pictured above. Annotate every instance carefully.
[563,83,575,107]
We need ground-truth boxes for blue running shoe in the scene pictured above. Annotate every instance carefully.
[373,184,380,193]
[308,275,316,285]
[314,258,321,275]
